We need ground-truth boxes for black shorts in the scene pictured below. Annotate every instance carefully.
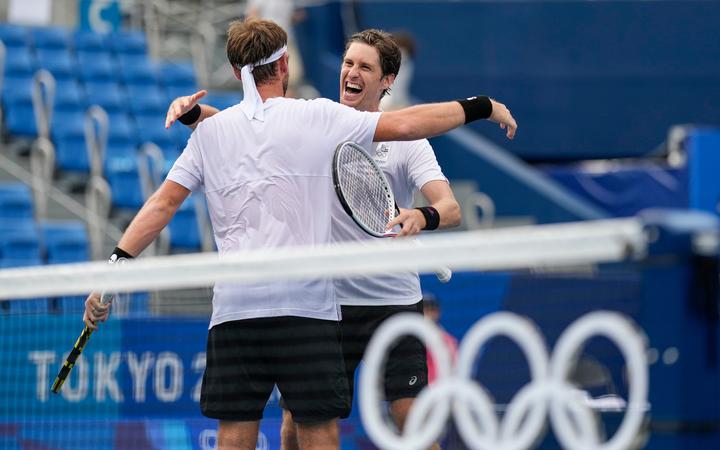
[341,301,427,411]
[201,316,349,424]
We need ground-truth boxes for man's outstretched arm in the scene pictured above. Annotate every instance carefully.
[375,97,516,142]
[165,90,220,130]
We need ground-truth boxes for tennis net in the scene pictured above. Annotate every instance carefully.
[1,214,718,450]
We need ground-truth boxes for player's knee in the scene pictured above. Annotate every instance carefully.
[280,409,300,450]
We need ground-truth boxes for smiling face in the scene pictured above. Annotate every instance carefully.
[340,42,395,112]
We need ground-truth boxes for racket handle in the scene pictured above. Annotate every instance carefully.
[51,326,94,394]
[413,239,452,283]
[100,291,115,305]
[435,267,452,283]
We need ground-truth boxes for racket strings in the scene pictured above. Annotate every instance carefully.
[337,149,394,235]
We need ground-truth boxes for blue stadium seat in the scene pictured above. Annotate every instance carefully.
[105,157,144,209]
[0,183,33,220]
[125,84,165,115]
[168,196,202,250]
[132,113,177,156]
[84,81,127,114]
[39,220,89,264]
[3,46,35,76]
[204,91,242,111]
[54,79,86,113]
[0,222,41,261]
[103,112,138,163]
[0,24,30,49]
[31,26,70,50]
[0,220,42,314]
[35,47,76,80]
[169,121,192,148]
[164,85,197,105]
[159,60,196,88]
[72,31,106,53]
[106,30,147,55]
[51,110,90,173]
[1,75,36,137]
[118,54,157,86]
[77,52,117,82]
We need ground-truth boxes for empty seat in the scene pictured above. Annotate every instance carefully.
[126,84,165,115]
[0,183,33,220]
[0,222,41,261]
[77,52,117,82]
[118,54,157,86]
[85,81,127,114]
[54,79,86,113]
[204,91,242,111]
[133,112,176,153]
[51,110,90,173]
[3,46,35,76]
[159,60,196,88]
[168,196,202,250]
[72,31,106,53]
[106,30,147,55]
[0,24,30,49]
[105,157,144,209]
[31,26,70,50]
[169,122,192,148]
[1,75,36,137]
[35,47,76,80]
[39,220,89,264]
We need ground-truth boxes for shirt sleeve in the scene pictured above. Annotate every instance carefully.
[404,139,448,192]
[166,127,204,192]
[313,99,382,154]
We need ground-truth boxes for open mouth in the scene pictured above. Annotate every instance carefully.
[344,81,363,95]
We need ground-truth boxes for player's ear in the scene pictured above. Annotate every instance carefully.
[278,53,289,76]
[232,66,242,81]
[382,73,396,91]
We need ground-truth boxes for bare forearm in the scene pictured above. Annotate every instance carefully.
[376,97,517,142]
[117,195,177,256]
[376,102,464,142]
[432,197,462,229]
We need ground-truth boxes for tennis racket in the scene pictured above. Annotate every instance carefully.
[51,291,114,394]
[332,140,452,282]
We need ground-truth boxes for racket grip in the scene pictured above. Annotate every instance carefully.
[435,267,452,283]
[100,291,115,305]
[51,326,94,394]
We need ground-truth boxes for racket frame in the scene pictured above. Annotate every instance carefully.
[332,141,397,238]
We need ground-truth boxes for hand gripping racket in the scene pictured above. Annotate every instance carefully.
[332,140,451,282]
[51,291,115,394]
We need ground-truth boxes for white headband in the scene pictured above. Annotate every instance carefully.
[239,45,288,122]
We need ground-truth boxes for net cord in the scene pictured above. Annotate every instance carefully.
[0,218,646,300]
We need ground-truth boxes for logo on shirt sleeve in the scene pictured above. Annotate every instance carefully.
[374,143,390,162]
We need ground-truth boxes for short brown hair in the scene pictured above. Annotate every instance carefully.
[344,29,402,98]
[226,18,288,86]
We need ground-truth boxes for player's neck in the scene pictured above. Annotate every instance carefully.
[363,101,382,113]
[257,81,285,102]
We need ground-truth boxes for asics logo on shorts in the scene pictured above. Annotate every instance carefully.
[409,376,418,386]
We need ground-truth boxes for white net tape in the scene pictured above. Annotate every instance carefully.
[0,218,646,300]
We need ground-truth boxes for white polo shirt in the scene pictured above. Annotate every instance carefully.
[332,139,448,306]
[166,97,381,327]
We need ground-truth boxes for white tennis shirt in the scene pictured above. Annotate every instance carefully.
[166,97,380,327]
[332,139,447,306]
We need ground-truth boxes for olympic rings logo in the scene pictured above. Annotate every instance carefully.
[360,311,648,450]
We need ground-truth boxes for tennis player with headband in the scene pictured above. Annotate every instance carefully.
[169,28,465,450]
[88,18,516,450]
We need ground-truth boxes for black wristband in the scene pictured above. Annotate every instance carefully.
[415,206,440,231]
[178,104,202,125]
[457,96,492,124]
[109,247,134,263]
